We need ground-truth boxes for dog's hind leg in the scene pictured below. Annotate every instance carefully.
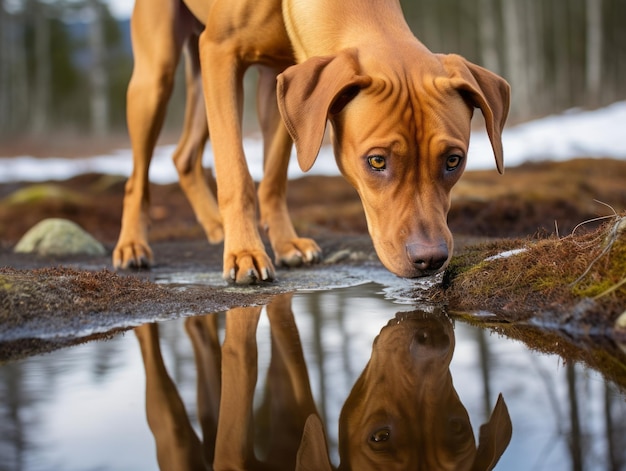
[113,0,193,269]
[199,21,275,284]
[256,66,322,267]
[172,35,224,245]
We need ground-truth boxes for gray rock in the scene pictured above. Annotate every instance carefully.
[14,218,106,256]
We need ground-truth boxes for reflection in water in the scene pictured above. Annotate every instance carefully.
[136,293,511,470]
[1,284,626,470]
[338,311,511,471]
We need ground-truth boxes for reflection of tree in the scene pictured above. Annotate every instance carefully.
[567,363,583,471]
[0,363,35,471]
[476,328,493,421]
[604,382,626,471]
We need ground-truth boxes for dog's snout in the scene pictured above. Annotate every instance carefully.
[406,242,448,273]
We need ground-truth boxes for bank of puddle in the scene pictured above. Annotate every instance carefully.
[1,280,625,470]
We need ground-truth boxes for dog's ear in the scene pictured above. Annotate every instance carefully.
[471,394,513,471]
[295,414,334,471]
[277,49,371,172]
[439,54,510,174]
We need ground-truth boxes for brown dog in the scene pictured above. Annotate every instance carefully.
[113,0,510,283]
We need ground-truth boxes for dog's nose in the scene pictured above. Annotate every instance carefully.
[406,242,448,273]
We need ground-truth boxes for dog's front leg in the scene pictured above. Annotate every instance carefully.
[256,66,322,267]
[214,306,263,470]
[185,315,222,466]
[198,34,275,284]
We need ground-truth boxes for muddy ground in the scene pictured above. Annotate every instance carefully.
[1,138,625,367]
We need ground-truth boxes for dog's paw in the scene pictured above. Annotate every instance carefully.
[223,250,275,284]
[113,241,154,270]
[274,238,322,267]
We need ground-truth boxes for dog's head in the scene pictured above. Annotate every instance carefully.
[277,48,510,277]
[333,311,512,470]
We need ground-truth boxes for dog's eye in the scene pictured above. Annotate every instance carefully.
[446,154,463,171]
[368,155,386,171]
[369,428,391,443]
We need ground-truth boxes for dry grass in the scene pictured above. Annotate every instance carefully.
[436,211,626,322]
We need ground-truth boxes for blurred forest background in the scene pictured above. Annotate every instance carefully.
[0,0,625,140]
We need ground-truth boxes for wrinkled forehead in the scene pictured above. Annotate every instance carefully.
[340,72,473,150]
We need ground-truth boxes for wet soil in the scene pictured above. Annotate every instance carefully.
[1,144,625,362]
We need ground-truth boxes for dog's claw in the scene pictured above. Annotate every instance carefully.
[130,256,150,269]
[304,249,321,263]
[247,269,258,283]
[280,251,304,267]
[224,252,275,284]
[113,243,154,271]
[274,238,322,267]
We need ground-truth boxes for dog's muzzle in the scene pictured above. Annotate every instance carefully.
[405,241,449,275]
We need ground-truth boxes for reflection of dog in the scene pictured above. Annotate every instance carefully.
[136,298,511,470]
[113,0,510,283]
[135,293,329,470]
[337,311,512,470]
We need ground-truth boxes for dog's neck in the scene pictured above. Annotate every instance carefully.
[283,0,419,62]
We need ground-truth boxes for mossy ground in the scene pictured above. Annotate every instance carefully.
[432,212,626,328]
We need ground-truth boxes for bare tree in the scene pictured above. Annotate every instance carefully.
[585,0,603,105]
[478,0,501,74]
[31,1,51,134]
[525,0,545,116]
[0,1,30,136]
[502,0,530,119]
[0,1,9,132]
[88,0,109,136]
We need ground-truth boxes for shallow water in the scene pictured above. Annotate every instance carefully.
[1,283,625,470]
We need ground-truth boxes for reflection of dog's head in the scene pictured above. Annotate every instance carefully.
[278,49,509,278]
[334,311,511,471]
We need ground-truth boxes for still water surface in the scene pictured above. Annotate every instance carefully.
[1,283,625,470]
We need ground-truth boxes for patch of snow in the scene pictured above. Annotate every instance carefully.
[1,101,625,184]
[485,248,528,261]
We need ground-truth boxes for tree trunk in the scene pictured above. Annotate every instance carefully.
[525,0,544,116]
[585,0,603,105]
[9,10,31,132]
[88,0,109,136]
[478,0,501,73]
[31,2,51,134]
[551,0,571,111]
[0,1,9,133]
[502,0,529,119]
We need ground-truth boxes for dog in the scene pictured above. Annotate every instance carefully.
[113,0,510,283]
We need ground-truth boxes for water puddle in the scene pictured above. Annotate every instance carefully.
[1,283,625,470]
